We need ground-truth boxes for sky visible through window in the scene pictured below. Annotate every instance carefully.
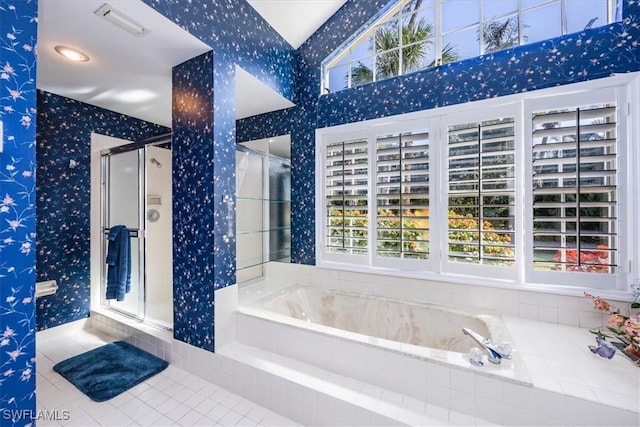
[325,0,614,93]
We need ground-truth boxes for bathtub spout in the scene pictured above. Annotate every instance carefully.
[462,327,510,364]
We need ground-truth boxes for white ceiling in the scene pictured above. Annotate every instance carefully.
[37,0,340,128]
[247,0,347,49]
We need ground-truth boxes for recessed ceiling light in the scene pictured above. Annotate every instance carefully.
[54,45,90,62]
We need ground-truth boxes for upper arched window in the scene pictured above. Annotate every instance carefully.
[322,0,619,94]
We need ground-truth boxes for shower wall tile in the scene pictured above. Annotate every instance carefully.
[237,0,640,266]
[36,91,169,331]
[0,0,38,422]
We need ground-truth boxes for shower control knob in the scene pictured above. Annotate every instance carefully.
[147,208,160,223]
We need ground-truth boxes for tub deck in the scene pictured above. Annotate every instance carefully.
[238,279,639,421]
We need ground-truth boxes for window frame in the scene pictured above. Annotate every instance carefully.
[523,87,629,290]
[315,74,638,297]
[373,119,437,272]
[441,104,523,282]
[319,128,373,266]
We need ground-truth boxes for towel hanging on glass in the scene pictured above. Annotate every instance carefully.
[105,225,131,301]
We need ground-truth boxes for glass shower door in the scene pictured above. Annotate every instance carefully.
[101,149,145,319]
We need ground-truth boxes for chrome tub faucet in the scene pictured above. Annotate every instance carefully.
[462,327,512,365]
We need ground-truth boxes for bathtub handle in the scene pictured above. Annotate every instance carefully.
[462,327,511,364]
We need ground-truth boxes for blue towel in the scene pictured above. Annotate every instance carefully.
[105,225,131,301]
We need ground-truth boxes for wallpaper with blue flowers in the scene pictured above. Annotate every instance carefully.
[238,0,640,266]
[143,0,295,102]
[36,91,169,331]
[146,0,297,351]
[0,0,37,424]
[172,52,217,351]
[238,0,397,265]
[171,49,242,351]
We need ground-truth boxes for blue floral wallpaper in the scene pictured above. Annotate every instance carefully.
[146,0,299,351]
[143,0,295,102]
[236,108,292,145]
[212,50,237,292]
[36,91,169,331]
[172,52,216,351]
[238,0,392,265]
[238,0,640,266]
[172,49,238,351]
[0,0,37,424]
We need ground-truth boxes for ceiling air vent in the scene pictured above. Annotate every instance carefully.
[94,3,150,37]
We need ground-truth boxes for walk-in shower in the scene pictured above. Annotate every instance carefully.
[100,134,173,329]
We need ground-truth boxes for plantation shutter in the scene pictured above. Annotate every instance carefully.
[447,118,516,266]
[325,139,369,255]
[376,131,430,260]
[531,104,617,273]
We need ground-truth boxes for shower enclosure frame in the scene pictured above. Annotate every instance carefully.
[99,133,172,329]
[236,144,291,283]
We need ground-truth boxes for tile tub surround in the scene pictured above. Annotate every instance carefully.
[235,311,639,426]
[236,264,639,424]
[90,307,463,425]
[241,283,531,386]
[262,262,631,331]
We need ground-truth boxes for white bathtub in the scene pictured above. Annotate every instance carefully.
[238,283,531,386]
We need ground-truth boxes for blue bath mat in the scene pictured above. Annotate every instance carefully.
[53,341,168,402]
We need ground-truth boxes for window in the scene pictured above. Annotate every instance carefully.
[317,77,635,292]
[376,130,431,260]
[447,118,516,267]
[325,139,369,257]
[531,103,618,274]
[322,0,617,94]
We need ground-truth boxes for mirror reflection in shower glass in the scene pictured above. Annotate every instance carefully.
[104,149,143,318]
[236,135,291,284]
[108,150,140,229]
[269,156,291,262]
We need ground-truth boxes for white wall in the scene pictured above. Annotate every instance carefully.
[145,146,173,326]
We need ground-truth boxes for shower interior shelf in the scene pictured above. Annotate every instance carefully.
[236,196,291,270]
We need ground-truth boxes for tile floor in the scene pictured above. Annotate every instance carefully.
[36,329,300,427]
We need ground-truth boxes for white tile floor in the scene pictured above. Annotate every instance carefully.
[36,329,300,427]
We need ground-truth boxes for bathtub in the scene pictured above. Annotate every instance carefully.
[237,283,531,387]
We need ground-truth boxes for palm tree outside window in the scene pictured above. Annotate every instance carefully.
[322,0,616,94]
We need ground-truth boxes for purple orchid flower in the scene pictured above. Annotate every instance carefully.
[588,336,616,359]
